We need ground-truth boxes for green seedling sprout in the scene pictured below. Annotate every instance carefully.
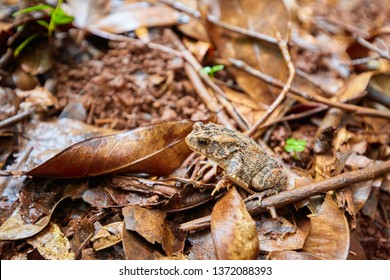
[200,64,224,78]
[12,0,74,57]
[284,138,307,160]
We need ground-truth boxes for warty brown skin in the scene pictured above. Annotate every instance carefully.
[185,122,287,194]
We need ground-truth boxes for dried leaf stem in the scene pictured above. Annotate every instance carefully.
[229,58,390,119]
[180,160,390,232]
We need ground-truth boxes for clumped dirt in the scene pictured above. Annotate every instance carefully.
[54,31,209,130]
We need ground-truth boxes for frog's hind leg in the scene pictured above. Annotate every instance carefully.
[251,166,287,192]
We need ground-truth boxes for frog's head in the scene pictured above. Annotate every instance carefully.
[185,122,241,161]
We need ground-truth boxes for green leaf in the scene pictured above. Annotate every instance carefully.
[284,145,295,153]
[284,138,307,153]
[37,20,49,29]
[285,138,298,145]
[200,66,211,75]
[12,4,53,17]
[51,7,74,25]
[14,33,40,57]
[211,64,224,73]
[294,145,306,153]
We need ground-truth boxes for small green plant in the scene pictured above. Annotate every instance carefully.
[200,64,224,78]
[13,0,74,57]
[284,138,307,160]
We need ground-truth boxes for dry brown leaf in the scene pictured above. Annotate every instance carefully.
[334,71,375,102]
[122,205,175,256]
[122,218,164,260]
[23,118,117,172]
[210,187,259,260]
[0,179,87,240]
[27,222,75,260]
[183,38,211,62]
[82,186,116,208]
[258,217,310,252]
[0,204,52,241]
[175,0,210,42]
[27,120,194,178]
[303,194,350,259]
[206,0,290,105]
[91,222,123,251]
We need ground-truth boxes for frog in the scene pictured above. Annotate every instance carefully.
[185,122,287,201]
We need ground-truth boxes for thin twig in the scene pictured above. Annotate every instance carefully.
[247,33,295,136]
[256,105,326,130]
[356,37,390,61]
[207,15,279,45]
[180,160,390,231]
[0,109,35,129]
[160,0,285,47]
[229,58,390,119]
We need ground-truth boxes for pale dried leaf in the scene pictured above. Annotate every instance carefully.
[91,222,123,251]
[27,222,75,260]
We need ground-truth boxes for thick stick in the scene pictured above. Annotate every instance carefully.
[180,160,390,231]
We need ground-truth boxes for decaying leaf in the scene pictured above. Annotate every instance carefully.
[0,204,52,241]
[91,222,123,251]
[210,187,259,260]
[0,179,87,240]
[258,217,310,252]
[27,222,75,260]
[303,194,350,259]
[122,205,175,256]
[122,218,164,260]
[27,120,194,178]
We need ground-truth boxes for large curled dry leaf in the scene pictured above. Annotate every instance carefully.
[27,222,75,260]
[27,120,194,178]
[303,194,350,259]
[206,0,290,105]
[210,187,259,260]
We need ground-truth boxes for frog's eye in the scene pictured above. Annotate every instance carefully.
[197,138,209,146]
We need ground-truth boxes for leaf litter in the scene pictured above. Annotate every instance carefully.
[0,0,389,260]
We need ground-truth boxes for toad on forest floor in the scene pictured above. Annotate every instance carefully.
[185,122,287,201]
